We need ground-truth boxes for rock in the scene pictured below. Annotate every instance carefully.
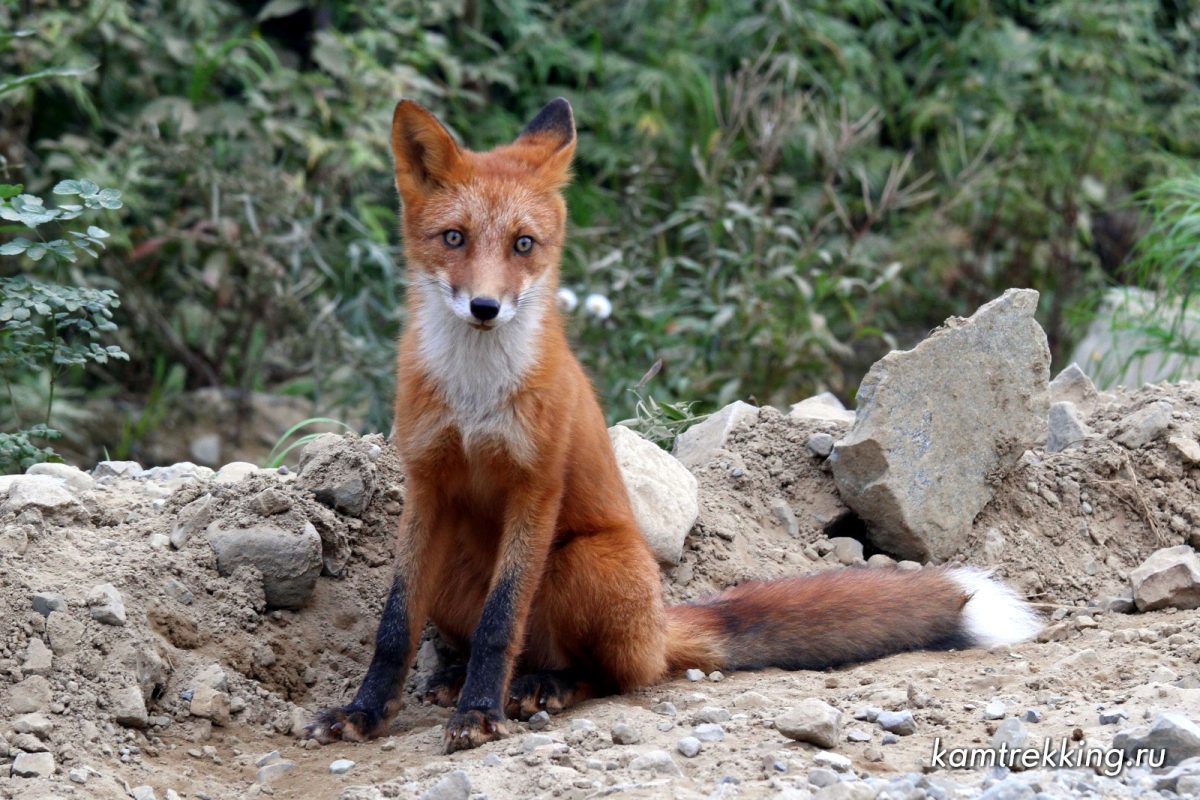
[10,675,51,713]
[769,499,800,537]
[421,770,471,800]
[830,290,1050,562]
[812,752,852,772]
[813,782,877,800]
[628,750,683,776]
[329,758,355,774]
[10,751,54,778]
[143,461,211,482]
[809,767,838,788]
[190,684,231,726]
[86,583,126,625]
[252,487,291,516]
[673,400,760,469]
[775,699,842,748]
[693,723,725,742]
[93,460,143,479]
[297,445,376,517]
[1113,713,1200,766]
[130,787,157,800]
[790,393,855,425]
[191,433,221,465]
[1021,709,1043,724]
[611,722,641,745]
[685,668,705,682]
[609,425,700,565]
[164,578,194,605]
[1045,401,1089,452]
[30,592,66,617]
[1049,363,1098,413]
[257,760,297,783]
[694,705,730,724]
[528,710,550,731]
[521,733,553,752]
[171,494,215,549]
[876,709,917,736]
[847,728,872,742]
[14,713,53,738]
[2,475,81,517]
[991,718,1028,749]
[195,663,229,692]
[205,521,322,609]
[1099,709,1129,725]
[214,461,259,485]
[26,462,94,491]
[829,536,864,565]
[866,554,895,569]
[1129,545,1200,611]
[1113,400,1173,449]
[45,611,84,655]
[808,433,836,458]
[677,736,701,757]
[984,699,1007,720]
[68,767,89,784]
[111,684,149,728]
[22,638,52,676]
[1168,435,1200,464]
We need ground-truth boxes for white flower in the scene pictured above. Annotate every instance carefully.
[584,293,612,320]
[556,287,579,313]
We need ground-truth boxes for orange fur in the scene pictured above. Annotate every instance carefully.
[304,99,1040,754]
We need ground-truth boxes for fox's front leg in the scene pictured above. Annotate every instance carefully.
[443,492,558,753]
[305,506,438,743]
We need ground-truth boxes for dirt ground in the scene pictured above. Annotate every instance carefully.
[1,382,1198,799]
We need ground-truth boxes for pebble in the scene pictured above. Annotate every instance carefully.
[23,638,52,676]
[329,759,355,774]
[11,751,55,778]
[611,722,641,745]
[881,732,899,745]
[522,734,553,752]
[808,433,835,457]
[693,723,725,742]
[131,787,157,800]
[830,536,865,565]
[528,710,550,731]
[93,460,143,480]
[853,705,882,722]
[809,767,839,788]
[628,750,683,777]
[570,718,596,732]
[215,461,259,485]
[1021,709,1043,723]
[685,668,705,682]
[420,770,471,800]
[983,699,1007,720]
[677,736,701,757]
[256,760,297,783]
[27,461,95,491]
[10,675,51,714]
[776,699,842,748]
[651,701,677,717]
[68,767,89,784]
[694,705,730,724]
[86,583,127,626]
[876,709,917,736]
[1100,708,1129,725]
[813,752,853,772]
[847,728,872,742]
[708,670,724,682]
[30,591,67,616]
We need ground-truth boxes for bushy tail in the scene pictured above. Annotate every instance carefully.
[664,566,1042,674]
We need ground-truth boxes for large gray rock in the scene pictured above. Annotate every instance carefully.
[609,425,699,565]
[775,699,842,748]
[1113,713,1200,766]
[205,521,322,609]
[673,401,760,469]
[830,290,1050,562]
[1129,545,1200,612]
[11,751,54,778]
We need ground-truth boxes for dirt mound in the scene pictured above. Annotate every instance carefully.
[1,387,1198,799]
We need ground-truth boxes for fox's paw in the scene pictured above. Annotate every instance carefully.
[443,708,508,753]
[304,705,385,744]
[506,671,577,720]
[423,663,466,708]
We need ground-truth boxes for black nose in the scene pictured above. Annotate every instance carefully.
[469,297,501,321]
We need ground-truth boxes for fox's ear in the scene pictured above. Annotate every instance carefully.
[516,97,576,185]
[391,100,465,199]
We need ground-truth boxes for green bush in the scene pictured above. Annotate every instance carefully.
[1,1,1198,452]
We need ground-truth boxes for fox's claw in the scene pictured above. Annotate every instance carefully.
[304,705,384,744]
[443,708,508,753]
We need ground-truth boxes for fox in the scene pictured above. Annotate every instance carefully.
[304,98,1043,754]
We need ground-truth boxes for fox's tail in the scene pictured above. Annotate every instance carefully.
[664,566,1042,673]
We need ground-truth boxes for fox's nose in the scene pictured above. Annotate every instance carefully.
[469,297,501,322]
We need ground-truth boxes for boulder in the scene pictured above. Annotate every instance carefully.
[205,521,322,609]
[673,401,760,469]
[775,699,842,748]
[609,425,699,565]
[189,683,231,726]
[1045,401,1089,453]
[1113,713,1200,767]
[1129,546,1200,612]
[830,290,1050,562]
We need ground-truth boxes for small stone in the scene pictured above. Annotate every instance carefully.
[853,706,882,722]
[111,684,148,728]
[522,734,553,752]
[809,767,839,788]
[27,462,94,491]
[770,499,800,537]
[677,736,701,757]
[528,710,550,731]
[86,583,126,626]
[790,393,855,424]
[866,554,895,569]
[1049,363,1098,411]
[1168,435,1200,464]
[164,578,195,605]
[732,691,768,709]
[1113,400,1173,449]
[990,717,1028,749]
[22,638,52,676]
[651,701,677,716]
[1100,709,1129,725]
[776,699,842,748]
[847,728,872,742]
[148,533,170,549]
[131,787,157,800]
[257,760,297,784]
[708,670,724,682]
[11,751,55,778]
[329,759,355,774]
[205,520,322,609]
[215,461,259,485]
[1021,709,1043,724]
[190,684,231,726]
[685,668,705,682]
[255,751,280,767]
[984,699,1007,720]
[93,460,143,480]
[1045,401,1089,452]
[694,705,730,723]
[628,750,683,776]
[808,433,835,458]
[30,592,66,616]
[674,401,760,468]
[570,719,596,732]
[610,425,699,565]
[830,537,864,565]
[171,494,215,549]
[1112,712,1200,766]
[14,713,53,739]
[881,732,899,744]
[611,722,641,745]
[693,723,725,742]
[252,487,292,516]
[45,611,83,655]
[813,752,853,772]
[10,675,51,714]
[876,709,917,736]
[68,767,89,784]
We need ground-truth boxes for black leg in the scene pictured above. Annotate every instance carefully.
[506,669,598,719]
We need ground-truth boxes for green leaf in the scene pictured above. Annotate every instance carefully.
[86,225,111,239]
[0,237,31,255]
[0,64,97,97]
[257,0,308,22]
[0,184,23,199]
[53,180,82,195]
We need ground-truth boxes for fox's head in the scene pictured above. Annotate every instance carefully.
[391,98,575,333]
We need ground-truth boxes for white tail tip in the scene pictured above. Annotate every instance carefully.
[949,567,1043,647]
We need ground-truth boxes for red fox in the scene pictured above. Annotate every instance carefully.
[305,98,1043,753]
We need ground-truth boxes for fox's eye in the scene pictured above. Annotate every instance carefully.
[443,230,464,248]
[514,235,535,255]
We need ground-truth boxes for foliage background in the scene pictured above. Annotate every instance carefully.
[1,0,1198,462]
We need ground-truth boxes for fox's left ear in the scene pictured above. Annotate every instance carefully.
[515,98,576,185]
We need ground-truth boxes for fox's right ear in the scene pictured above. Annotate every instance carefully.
[391,100,466,199]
